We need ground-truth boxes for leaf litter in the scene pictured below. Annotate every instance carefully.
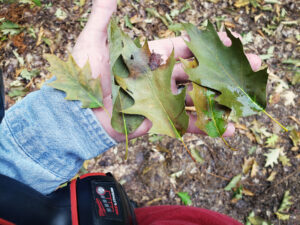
[1,1,299,224]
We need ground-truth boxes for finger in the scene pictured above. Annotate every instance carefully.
[148,36,193,60]
[218,31,242,47]
[246,53,262,72]
[186,114,206,135]
[218,32,262,71]
[184,83,193,106]
[171,63,189,93]
[185,94,193,106]
[172,63,189,81]
[186,114,235,137]
[85,0,117,33]
[222,123,235,137]
[128,119,152,140]
[72,0,116,69]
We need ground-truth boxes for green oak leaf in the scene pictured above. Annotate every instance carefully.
[111,88,144,133]
[115,40,189,138]
[189,82,228,137]
[45,54,103,108]
[182,22,268,118]
[108,17,127,102]
[108,18,144,134]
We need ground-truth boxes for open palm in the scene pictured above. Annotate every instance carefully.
[71,0,261,142]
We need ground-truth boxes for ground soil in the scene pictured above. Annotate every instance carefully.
[0,0,299,224]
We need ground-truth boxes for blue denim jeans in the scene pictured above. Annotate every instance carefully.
[0,83,116,194]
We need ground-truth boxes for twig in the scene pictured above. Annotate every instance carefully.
[289,116,300,126]
[206,171,230,181]
[185,106,196,111]
[264,166,300,194]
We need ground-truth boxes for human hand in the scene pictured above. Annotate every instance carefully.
[72,0,261,142]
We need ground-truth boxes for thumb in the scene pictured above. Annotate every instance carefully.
[85,0,117,33]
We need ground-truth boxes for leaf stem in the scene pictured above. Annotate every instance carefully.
[118,92,129,160]
[221,136,238,151]
[122,112,129,160]
[207,94,238,151]
[185,106,196,112]
[262,109,288,132]
[102,106,112,119]
[180,137,196,162]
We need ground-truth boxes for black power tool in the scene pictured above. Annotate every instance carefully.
[0,173,137,225]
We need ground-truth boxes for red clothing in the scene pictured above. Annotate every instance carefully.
[135,206,242,225]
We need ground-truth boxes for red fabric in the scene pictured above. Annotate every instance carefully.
[135,206,242,225]
[0,218,15,225]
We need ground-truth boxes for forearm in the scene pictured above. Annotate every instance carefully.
[0,82,116,194]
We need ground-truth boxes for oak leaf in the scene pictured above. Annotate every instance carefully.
[182,22,268,118]
[115,39,189,138]
[275,190,293,221]
[264,148,281,168]
[108,19,144,134]
[45,54,103,108]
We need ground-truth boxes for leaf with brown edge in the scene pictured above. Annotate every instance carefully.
[115,37,188,138]
[45,54,103,108]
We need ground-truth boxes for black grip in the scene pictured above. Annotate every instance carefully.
[74,173,137,225]
[0,173,71,225]
[0,173,137,225]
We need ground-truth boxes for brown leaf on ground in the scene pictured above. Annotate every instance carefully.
[235,123,248,130]
[243,157,255,174]
[251,160,259,178]
[269,93,281,105]
[0,3,38,24]
[243,188,254,196]
[11,33,27,54]
[267,171,277,182]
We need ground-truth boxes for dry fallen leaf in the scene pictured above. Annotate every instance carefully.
[279,155,291,167]
[243,157,255,174]
[234,0,250,8]
[243,188,254,196]
[268,93,281,105]
[235,123,248,130]
[251,160,259,177]
[267,171,277,182]
[282,90,296,106]
[289,128,300,147]
[264,148,281,168]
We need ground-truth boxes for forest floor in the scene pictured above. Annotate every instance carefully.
[0,0,299,224]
